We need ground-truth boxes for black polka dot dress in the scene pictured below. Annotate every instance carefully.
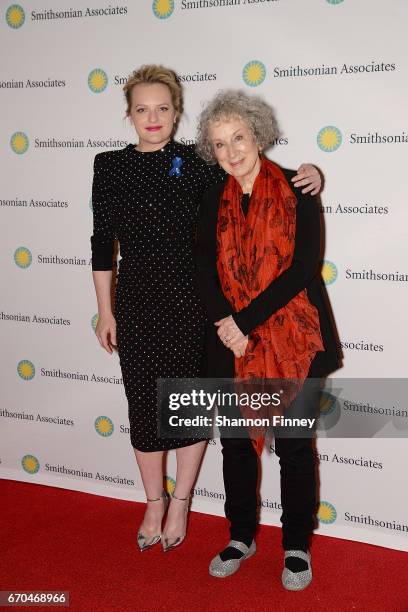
[91,141,224,451]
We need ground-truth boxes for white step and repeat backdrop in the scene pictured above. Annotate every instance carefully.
[1,0,407,551]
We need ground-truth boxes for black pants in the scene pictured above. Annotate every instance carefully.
[221,436,316,551]
[219,376,320,550]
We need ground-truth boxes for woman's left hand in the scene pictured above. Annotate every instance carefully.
[229,336,249,358]
[292,163,322,195]
[215,315,245,348]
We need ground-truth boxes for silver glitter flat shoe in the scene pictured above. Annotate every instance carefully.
[137,491,169,552]
[209,540,256,578]
[281,550,312,591]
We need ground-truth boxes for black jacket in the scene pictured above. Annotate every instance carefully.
[196,167,342,378]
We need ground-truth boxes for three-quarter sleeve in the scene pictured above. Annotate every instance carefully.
[90,153,116,271]
[232,183,321,336]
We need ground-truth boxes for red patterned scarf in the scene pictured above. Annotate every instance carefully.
[216,156,323,454]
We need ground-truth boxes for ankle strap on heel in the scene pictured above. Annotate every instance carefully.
[171,492,190,501]
[146,491,168,502]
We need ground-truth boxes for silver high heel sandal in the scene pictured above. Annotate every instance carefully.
[161,492,190,552]
[137,491,169,552]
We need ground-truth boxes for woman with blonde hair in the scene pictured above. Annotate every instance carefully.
[90,65,322,553]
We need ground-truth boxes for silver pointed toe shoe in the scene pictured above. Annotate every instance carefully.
[209,540,256,578]
[281,550,312,591]
[137,532,161,552]
[137,491,169,552]
[161,492,191,552]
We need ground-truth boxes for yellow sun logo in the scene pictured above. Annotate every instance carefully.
[10,131,29,154]
[152,0,175,19]
[243,60,266,87]
[319,392,337,416]
[17,359,35,380]
[317,126,342,152]
[14,246,32,268]
[88,69,108,93]
[22,454,40,474]
[95,416,114,437]
[91,314,99,331]
[317,501,337,524]
[321,260,338,285]
[165,475,176,495]
[6,4,25,28]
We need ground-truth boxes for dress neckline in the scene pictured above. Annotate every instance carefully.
[127,140,174,156]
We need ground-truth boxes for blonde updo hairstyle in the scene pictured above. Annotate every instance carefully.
[123,64,183,132]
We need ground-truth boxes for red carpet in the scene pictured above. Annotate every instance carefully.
[1,479,407,612]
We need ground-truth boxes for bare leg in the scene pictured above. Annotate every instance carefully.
[134,448,166,537]
[163,441,207,539]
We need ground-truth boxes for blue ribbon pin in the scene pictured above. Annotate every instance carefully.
[169,156,183,177]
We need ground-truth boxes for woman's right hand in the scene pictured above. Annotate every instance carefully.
[95,312,117,354]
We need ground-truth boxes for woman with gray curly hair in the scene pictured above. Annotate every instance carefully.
[196,90,340,589]
[196,89,280,164]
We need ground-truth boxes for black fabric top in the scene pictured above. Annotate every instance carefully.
[241,192,250,217]
[90,141,225,271]
[196,167,342,378]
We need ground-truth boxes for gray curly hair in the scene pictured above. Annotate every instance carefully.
[195,89,280,164]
